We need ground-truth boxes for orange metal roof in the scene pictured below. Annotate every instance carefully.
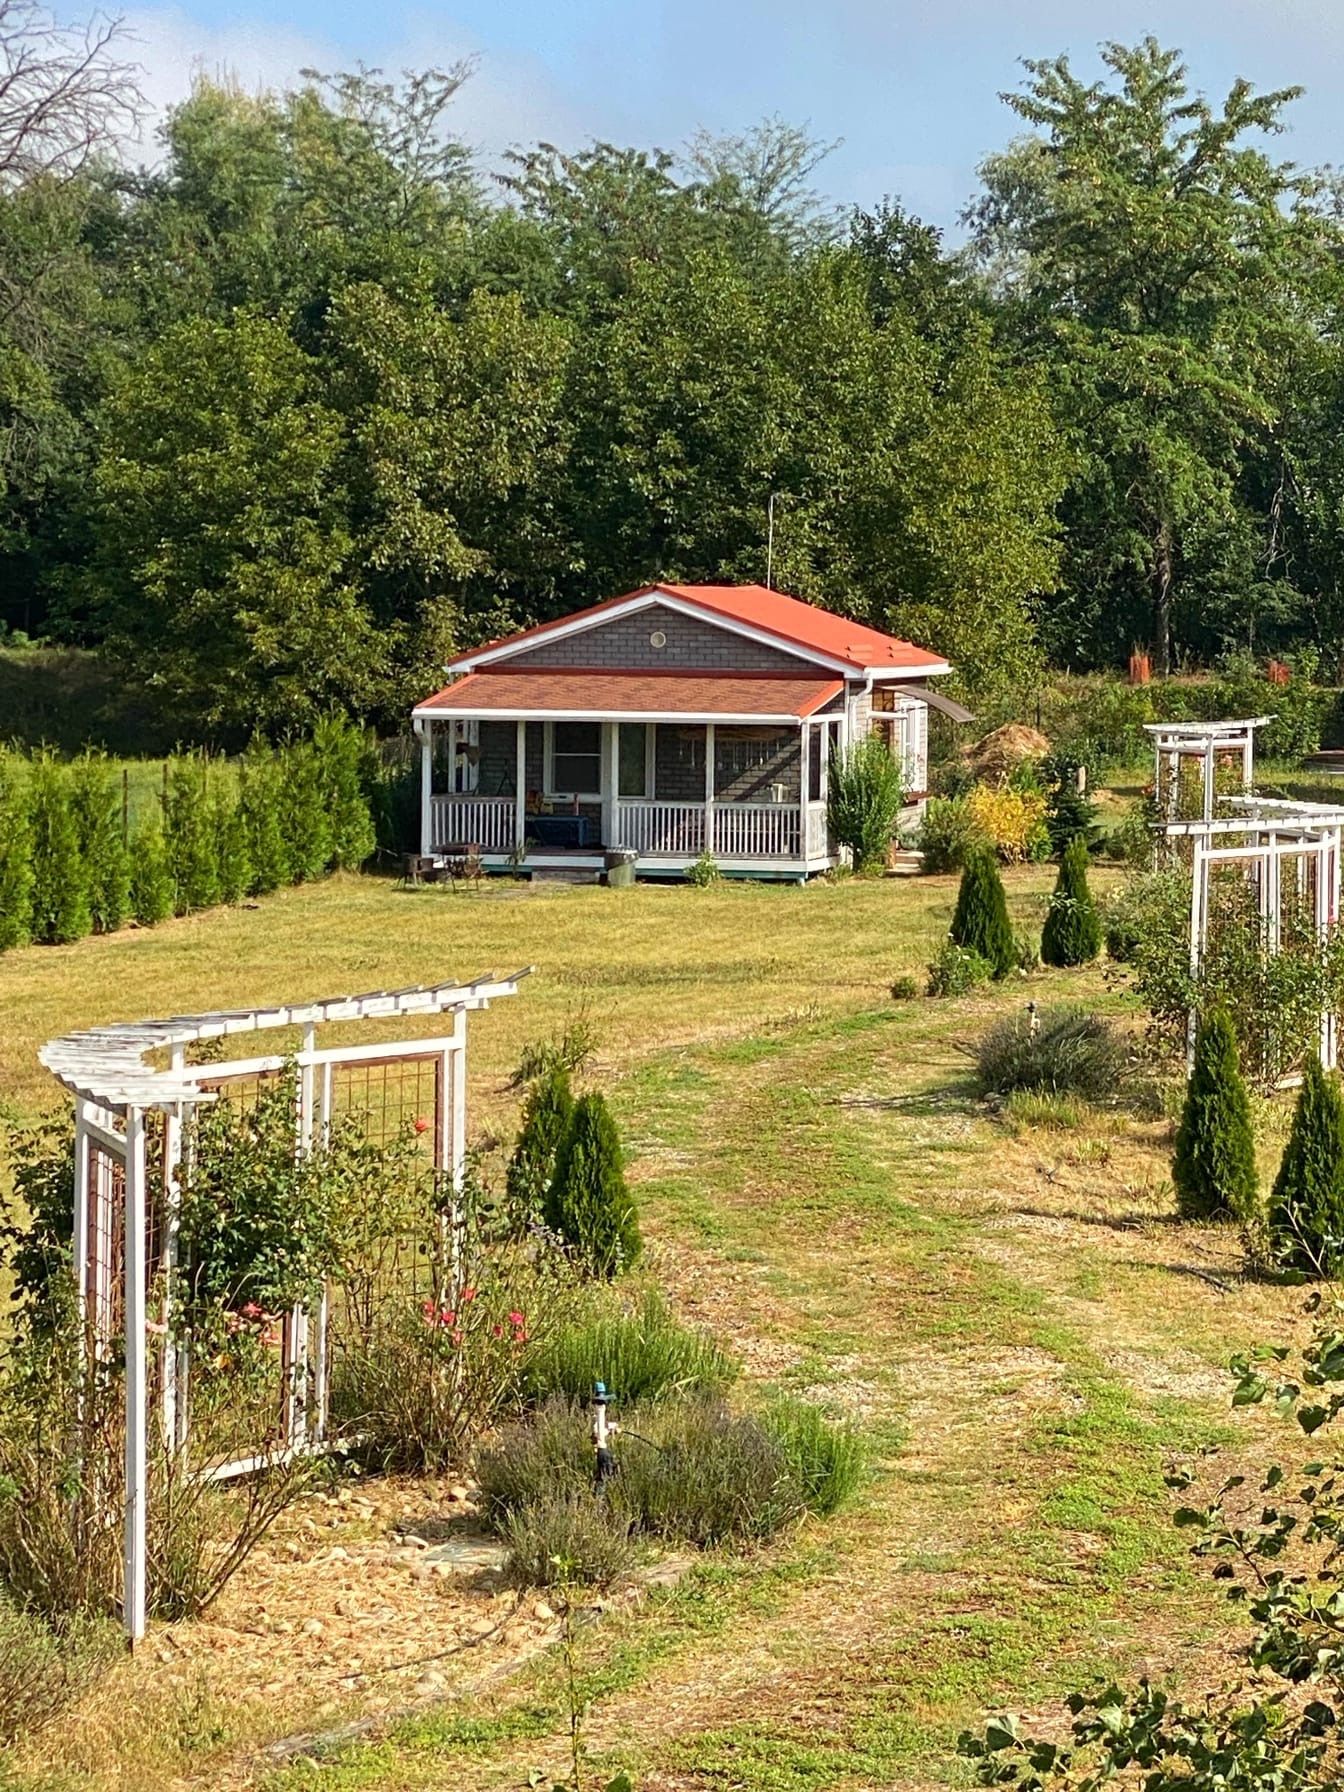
[414,669,845,721]
[445,583,947,674]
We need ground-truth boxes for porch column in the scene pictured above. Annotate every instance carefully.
[514,720,527,854]
[799,721,810,862]
[419,721,433,857]
[601,721,619,851]
[704,723,716,857]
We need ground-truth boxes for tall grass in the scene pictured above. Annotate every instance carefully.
[522,1288,736,1406]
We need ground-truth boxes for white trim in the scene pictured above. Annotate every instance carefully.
[543,719,603,802]
[445,587,952,681]
[414,706,833,726]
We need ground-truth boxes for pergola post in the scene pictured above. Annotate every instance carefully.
[123,1105,148,1647]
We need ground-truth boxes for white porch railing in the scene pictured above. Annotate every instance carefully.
[712,803,801,859]
[614,800,706,856]
[805,800,830,860]
[431,795,515,852]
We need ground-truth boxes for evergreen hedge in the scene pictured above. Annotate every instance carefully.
[544,1093,642,1279]
[1268,1055,1344,1277]
[949,847,1017,978]
[0,716,378,956]
[1173,1008,1259,1222]
[1041,834,1103,968]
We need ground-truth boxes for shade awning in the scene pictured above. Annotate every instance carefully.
[413,670,845,723]
[886,681,975,725]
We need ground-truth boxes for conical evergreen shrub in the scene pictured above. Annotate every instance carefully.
[544,1093,642,1279]
[129,811,175,925]
[505,1066,574,1234]
[949,847,1016,979]
[1041,834,1102,968]
[28,753,90,945]
[240,742,288,895]
[1173,1008,1258,1222]
[280,741,332,883]
[70,753,130,934]
[0,751,33,951]
[164,754,220,913]
[213,781,253,905]
[1268,1055,1344,1276]
[314,714,376,870]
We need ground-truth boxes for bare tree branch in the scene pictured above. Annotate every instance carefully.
[0,0,141,185]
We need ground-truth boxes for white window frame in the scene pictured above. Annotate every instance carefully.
[544,720,603,801]
[617,722,655,800]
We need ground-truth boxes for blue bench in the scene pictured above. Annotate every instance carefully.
[525,815,594,849]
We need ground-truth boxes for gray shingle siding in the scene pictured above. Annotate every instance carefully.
[504,603,807,673]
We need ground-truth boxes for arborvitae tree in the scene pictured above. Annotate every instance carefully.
[164,753,220,913]
[28,752,91,945]
[1173,1008,1259,1222]
[1041,833,1103,967]
[313,713,376,870]
[544,1092,642,1279]
[949,847,1017,978]
[280,741,333,883]
[240,741,288,895]
[70,753,130,934]
[1268,1055,1344,1276]
[129,811,175,925]
[505,1065,574,1234]
[0,752,34,951]
[213,783,253,905]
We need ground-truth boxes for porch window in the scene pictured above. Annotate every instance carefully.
[618,723,653,798]
[546,721,601,799]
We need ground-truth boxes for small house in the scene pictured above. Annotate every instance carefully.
[412,583,960,880]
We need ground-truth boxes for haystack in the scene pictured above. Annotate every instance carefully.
[967,723,1051,785]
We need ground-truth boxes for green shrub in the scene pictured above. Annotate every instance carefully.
[974,1008,1126,1099]
[1108,798,1155,868]
[476,1398,593,1523]
[1040,834,1103,968]
[313,712,376,870]
[687,848,721,887]
[69,753,129,935]
[926,941,992,997]
[27,752,90,945]
[889,974,920,1000]
[1212,649,1323,762]
[129,810,175,926]
[1173,1008,1258,1222]
[949,848,1016,978]
[761,1397,864,1517]
[918,795,981,873]
[240,740,289,895]
[827,736,903,873]
[0,751,33,950]
[0,1595,117,1746]
[522,1288,735,1407]
[212,783,252,905]
[279,739,332,883]
[545,1094,642,1279]
[1268,1056,1344,1277]
[500,1492,636,1588]
[1040,753,1100,854]
[164,754,220,913]
[505,1065,574,1235]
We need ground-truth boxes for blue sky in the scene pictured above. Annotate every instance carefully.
[123,0,1344,232]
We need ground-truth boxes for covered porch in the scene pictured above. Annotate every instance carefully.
[415,703,845,881]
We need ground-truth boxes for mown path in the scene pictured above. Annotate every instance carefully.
[258,985,1302,1792]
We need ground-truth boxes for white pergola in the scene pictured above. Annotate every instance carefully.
[1144,717,1274,824]
[39,969,529,1644]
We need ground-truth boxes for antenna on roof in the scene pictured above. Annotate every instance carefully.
[766,492,781,591]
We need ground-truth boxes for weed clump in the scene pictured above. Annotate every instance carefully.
[926,942,992,997]
[523,1288,735,1406]
[0,1595,117,1746]
[974,1007,1125,1100]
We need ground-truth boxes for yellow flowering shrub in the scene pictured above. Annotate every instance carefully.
[966,784,1049,864]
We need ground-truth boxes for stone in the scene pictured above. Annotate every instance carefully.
[398,1534,429,1550]
[532,1600,555,1622]
[447,1484,469,1502]
[301,1619,325,1638]
[327,1547,348,1563]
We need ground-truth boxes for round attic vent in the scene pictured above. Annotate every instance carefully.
[649,629,667,648]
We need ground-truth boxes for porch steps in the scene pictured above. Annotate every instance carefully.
[530,866,603,886]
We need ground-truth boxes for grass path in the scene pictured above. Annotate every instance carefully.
[0,870,1309,1790]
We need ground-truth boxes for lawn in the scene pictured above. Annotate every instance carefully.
[0,867,1313,1792]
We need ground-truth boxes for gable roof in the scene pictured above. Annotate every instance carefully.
[445,584,950,678]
